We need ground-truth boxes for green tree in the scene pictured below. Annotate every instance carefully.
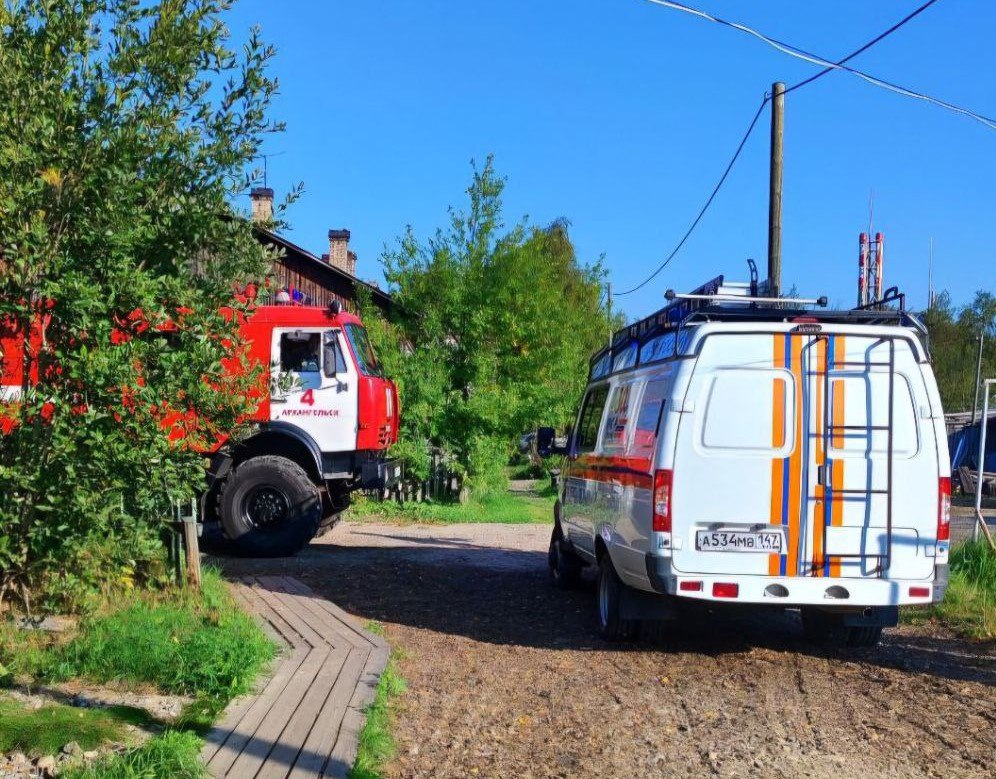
[0,0,281,611]
[362,158,615,494]
[922,290,996,412]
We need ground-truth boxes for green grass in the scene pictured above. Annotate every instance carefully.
[349,624,406,779]
[907,540,996,640]
[2,568,275,703]
[61,730,206,779]
[0,698,149,755]
[0,568,277,777]
[349,486,556,526]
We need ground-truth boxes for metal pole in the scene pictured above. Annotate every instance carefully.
[974,380,994,543]
[767,82,785,298]
[971,331,985,426]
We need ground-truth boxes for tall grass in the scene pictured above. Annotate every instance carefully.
[917,541,996,640]
[61,730,206,779]
[0,568,275,778]
[1,568,275,703]
[50,569,274,700]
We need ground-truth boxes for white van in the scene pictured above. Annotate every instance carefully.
[543,278,950,647]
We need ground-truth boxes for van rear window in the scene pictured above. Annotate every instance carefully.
[576,385,609,453]
[702,369,793,453]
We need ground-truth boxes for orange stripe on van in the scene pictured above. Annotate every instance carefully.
[829,335,846,577]
[785,335,805,577]
[769,336,787,576]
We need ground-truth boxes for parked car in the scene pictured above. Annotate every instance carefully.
[542,277,950,647]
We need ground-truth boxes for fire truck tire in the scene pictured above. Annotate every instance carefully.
[218,455,321,557]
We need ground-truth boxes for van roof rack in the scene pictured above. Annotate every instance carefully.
[592,276,927,380]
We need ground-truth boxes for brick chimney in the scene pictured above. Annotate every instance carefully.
[328,229,357,276]
[250,187,274,223]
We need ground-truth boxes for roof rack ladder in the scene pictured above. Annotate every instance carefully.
[816,337,896,578]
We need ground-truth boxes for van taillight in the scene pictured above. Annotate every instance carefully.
[653,469,673,533]
[937,476,951,542]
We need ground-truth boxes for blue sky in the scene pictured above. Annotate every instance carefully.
[225,0,995,321]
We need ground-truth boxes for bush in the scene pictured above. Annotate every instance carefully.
[0,0,282,612]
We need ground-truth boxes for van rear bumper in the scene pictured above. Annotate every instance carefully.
[645,553,945,607]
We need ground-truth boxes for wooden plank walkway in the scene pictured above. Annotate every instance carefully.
[202,576,390,779]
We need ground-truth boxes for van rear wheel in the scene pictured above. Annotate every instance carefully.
[597,554,637,641]
[548,529,582,589]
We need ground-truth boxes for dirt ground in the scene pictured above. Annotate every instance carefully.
[218,522,996,779]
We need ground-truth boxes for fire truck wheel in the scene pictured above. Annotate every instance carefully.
[219,456,321,557]
[597,554,638,641]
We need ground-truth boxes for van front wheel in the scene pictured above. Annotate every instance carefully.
[548,529,582,589]
[597,554,637,641]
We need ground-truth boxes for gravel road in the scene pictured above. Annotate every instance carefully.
[218,522,996,779]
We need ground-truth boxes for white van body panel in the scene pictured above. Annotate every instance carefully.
[561,321,949,608]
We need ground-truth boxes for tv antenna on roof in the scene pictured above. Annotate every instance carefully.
[255,151,285,188]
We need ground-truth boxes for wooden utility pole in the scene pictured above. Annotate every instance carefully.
[767,81,785,297]
[606,282,613,348]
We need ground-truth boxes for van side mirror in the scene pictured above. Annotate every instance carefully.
[537,426,568,458]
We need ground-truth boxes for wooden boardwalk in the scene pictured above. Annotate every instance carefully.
[202,576,389,779]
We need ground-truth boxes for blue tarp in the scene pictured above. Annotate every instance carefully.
[950,416,996,473]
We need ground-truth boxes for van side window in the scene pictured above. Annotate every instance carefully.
[602,384,634,454]
[630,379,668,458]
[576,385,609,453]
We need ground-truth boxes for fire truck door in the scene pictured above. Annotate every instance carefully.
[270,328,358,452]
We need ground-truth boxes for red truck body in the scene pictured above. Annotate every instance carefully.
[1,302,401,556]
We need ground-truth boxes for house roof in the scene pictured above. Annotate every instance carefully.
[253,225,394,311]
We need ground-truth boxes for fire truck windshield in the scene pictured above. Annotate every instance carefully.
[344,323,383,377]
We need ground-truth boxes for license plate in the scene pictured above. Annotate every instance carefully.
[696,530,782,553]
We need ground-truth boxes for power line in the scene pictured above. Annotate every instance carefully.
[784,0,940,94]
[644,0,996,131]
[616,0,993,299]
[615,95,770,296]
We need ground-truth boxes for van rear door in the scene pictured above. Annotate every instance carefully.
[671,330,937,581]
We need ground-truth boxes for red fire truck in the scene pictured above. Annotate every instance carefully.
[0,301,401,556]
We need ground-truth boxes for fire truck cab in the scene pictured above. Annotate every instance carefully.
[1,302,401,557]
[207,303,400,556]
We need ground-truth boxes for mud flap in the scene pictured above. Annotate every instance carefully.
[838,605,899,628]
[620,586,678,621]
